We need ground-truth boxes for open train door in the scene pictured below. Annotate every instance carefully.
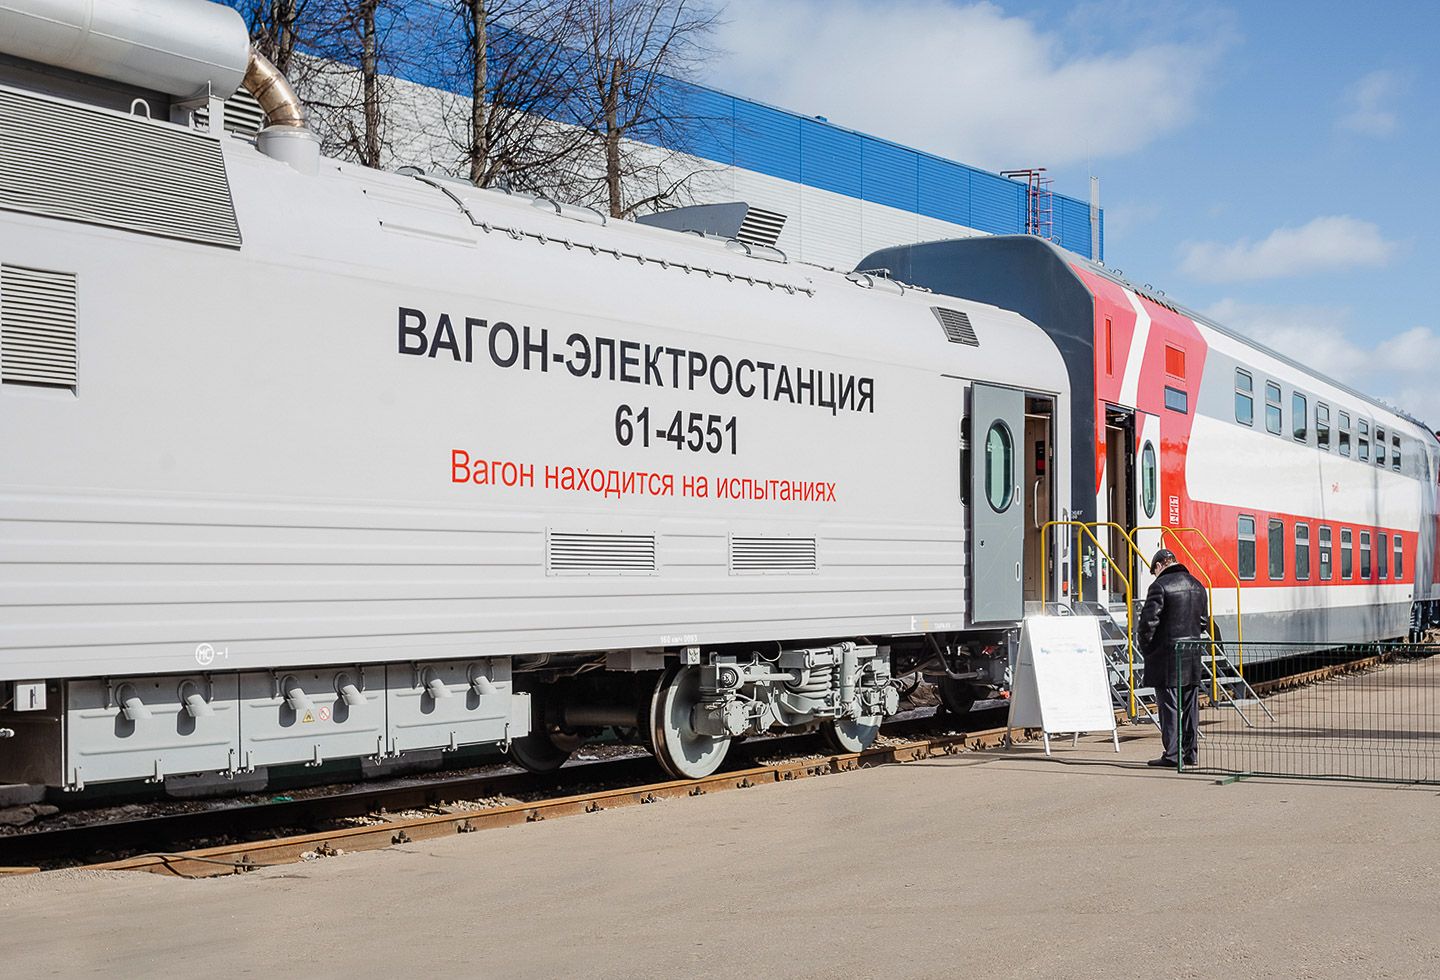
[970,383,1026,622]
[1132,410,1163,597]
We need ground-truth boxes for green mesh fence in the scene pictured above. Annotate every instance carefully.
[1170,640,1440,784]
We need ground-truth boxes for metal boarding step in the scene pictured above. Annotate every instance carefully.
[1196,642,1273,725]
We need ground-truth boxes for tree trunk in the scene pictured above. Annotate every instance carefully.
[468,0,490,185]
[271,0,299,74]
[604,56,624,217]
[360,1,381,168]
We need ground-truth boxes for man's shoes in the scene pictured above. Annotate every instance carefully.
[1147,757,1178,767]
[1183,758,1198,767]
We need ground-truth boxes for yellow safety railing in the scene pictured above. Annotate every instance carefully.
[1040,519,1138,715]
[1128,525,1245,683]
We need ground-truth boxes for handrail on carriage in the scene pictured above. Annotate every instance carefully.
[1039,519,1138,715]
[1127,525,1245,679]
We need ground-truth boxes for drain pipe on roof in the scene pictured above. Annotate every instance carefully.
[244,47,320,175]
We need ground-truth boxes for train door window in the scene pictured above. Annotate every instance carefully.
[1340,528,1353,579]
[1360,531,1372,579]
[1265,382,1282,435]
[1358,420,1370,461]
[1294,523,1311,580]
[1238,516,1256,580]
[1395,536,1404,578]
[1235,370,1253,425]
[1268,519,1285,580]
[1378,532,1389,579]
[984,421,1014,512]
[1292,393,1308,442]
[1339,411,1352,456]
[1163,386,1188,414]
[1376,428,1387,467]
[1318,526,1333,580]
[1141,441,1157,519]
[1316,403,1331,450]
[1392,434,1402,471]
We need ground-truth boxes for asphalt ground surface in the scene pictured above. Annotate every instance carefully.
[2,686,1437,980]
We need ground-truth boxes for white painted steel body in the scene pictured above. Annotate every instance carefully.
[0,110,1071,685]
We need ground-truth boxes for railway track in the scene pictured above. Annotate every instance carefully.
[0,708,1012,875]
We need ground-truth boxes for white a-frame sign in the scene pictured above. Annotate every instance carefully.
[1007,616,1120,755]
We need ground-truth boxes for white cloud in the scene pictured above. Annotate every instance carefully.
[1206,299,1440,427]
[1178,216,1397,283]
[1337,69,1406,137]
[706,0,1227,170]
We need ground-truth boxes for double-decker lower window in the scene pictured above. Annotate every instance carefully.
[1268,519,1285,580]
[1341,528,1353,578]
[1318,526,1333,580]
[1238,516,1256,580]
[1360,531,1372,579]
[1295,523,1311,580]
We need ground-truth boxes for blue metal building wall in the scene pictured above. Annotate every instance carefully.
[231,0,1102,258]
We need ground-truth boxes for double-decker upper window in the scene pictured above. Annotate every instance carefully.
[1265,383,1283,435]
[1235,370,1254,426]
[1292,393,1308,441]
[1358,419,1371,461]
[1377,427,1387,467]
[1316,403,1331,450]
[1339,411,1352,456]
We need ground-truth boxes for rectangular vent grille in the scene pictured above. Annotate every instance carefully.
[0,87,242,248]
[736,206,787,247]
[730,536,818,574]
[1,265,77,388]
[932,307,979,346]
[548,531,657,574]
[196,88,266,138]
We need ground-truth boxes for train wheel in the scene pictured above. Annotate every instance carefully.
[820,715,881,754]
[649,665,731,779]
[506,731,578,773]
[938,676,978,715]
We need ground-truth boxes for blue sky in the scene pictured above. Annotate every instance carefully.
[706,1,1440,422]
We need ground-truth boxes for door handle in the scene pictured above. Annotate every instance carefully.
[1032,478,1042,529]
[1016,561,1022,582]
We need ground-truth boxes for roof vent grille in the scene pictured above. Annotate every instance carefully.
[735,206,787,248]
[932,306,979,346]
[547,531,657,574]
[730,536,818,574]
[1,264,77,389]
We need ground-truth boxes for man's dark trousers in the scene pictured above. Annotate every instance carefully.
[1157,683,1198,765]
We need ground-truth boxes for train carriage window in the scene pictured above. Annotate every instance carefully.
[1265,382,1282,435]
[1316,403,1331,450]
[1392,434,1402,471]
[1292,393,1308,442]
[1378,532,1389,579]
[1358,419,1370,461]
[1268,519,1285,580]
[1318,526,1333,580]
[1339,411,1352,456]
[1396,536,1404,578]
[1141,442,1158,518]
[1360,530,1372,579]
[1341,528,1353,579]
[1163,386,1188,414]
[1237,516,1256,580]
[1376,427,1387,467]
[1235,370,1254,425]
[984,421,1014,512]
[1295,523,1311,580]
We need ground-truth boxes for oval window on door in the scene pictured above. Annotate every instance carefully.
[1141,441,1158,518]
[984,421,1014,512]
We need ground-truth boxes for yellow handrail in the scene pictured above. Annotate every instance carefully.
[1130,525,1245,678]
[1040,519,1138,716]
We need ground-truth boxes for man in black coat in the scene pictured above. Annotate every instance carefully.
[1136,549,1209,767]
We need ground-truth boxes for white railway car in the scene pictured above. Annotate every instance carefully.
[0,0,1072,787]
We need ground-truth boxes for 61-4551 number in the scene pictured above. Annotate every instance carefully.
[615,404,737,455]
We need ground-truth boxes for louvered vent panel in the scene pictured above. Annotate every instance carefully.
[1,265,77,388]
[730,536,818,574]
[932,306,979,346]
[736,206,787,247]
[196,88,266,138]
[0,87,242,247]
[548,531,657,574]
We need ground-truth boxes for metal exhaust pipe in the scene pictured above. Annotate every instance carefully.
[242,48,306,128]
